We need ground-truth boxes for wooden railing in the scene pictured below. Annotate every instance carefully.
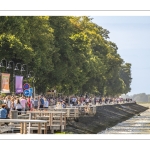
[16,111,67,133]
[0,119,47,134]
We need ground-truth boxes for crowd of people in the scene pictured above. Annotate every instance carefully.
[0,95,50,119]
[0,94,134,119]
[66,96,133,106]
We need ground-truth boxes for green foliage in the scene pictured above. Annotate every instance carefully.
[0,16,132,96]
[0,93,6,97]
[119,63,132,94]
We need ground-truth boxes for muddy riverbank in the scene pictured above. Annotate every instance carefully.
[64,103,148,134]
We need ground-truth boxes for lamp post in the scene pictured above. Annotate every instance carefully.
[21,64,28,76]
[27,71,35,99]
[15,63,28,77]
[0,59,8,94]
[0,60,28,95]
[7,60,15,95]
[0,58,8,72]
[9,62,21,94]
[8,62,27,95]
[14,63,22,73]
[27,71,34,78]
[26,71,35,111]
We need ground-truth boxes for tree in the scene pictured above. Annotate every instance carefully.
[0,16,55,93]
[120,63,132,94]
[0,16,132,96]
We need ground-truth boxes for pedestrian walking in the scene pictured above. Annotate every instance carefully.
[15,98,22,115]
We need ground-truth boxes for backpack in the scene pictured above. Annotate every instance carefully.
[34,100,38,107]
[40,98,44,105]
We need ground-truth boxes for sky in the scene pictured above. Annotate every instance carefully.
[91,16,150,96]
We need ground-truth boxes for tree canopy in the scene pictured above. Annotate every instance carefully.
[0,16,132,96]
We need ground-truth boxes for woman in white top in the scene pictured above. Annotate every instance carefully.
[43,98,49,110]
[15,98,22,115]
[7,96,12,109]
[13,97,18,109]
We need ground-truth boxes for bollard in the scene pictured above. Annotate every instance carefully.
[10,110,18,119]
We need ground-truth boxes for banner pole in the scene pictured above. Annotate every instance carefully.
[13,75,15,96]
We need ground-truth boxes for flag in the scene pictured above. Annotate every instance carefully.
[1,73,10,93]
[15,75,23,94]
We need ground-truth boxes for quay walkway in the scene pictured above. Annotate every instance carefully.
[0,101,135,134]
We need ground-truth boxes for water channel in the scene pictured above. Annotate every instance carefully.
[98,103,150,134]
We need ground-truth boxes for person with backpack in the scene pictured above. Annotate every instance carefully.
[39,96,44,110]
[33,98,39,110]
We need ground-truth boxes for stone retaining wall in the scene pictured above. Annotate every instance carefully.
[64,103,148,134]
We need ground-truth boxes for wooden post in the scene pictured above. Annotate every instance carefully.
[50,113,53,133]
[28,113,31,134]
[24,122,27,134]
[60,113,62,132]
[38,123,41,134]
[75,108,76,119]
[20,123,24,134]
[67,109,70,118]
[50,113,53,126]
[49,113,51,126]
[44,122,47,134]
[64,113,66,127]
